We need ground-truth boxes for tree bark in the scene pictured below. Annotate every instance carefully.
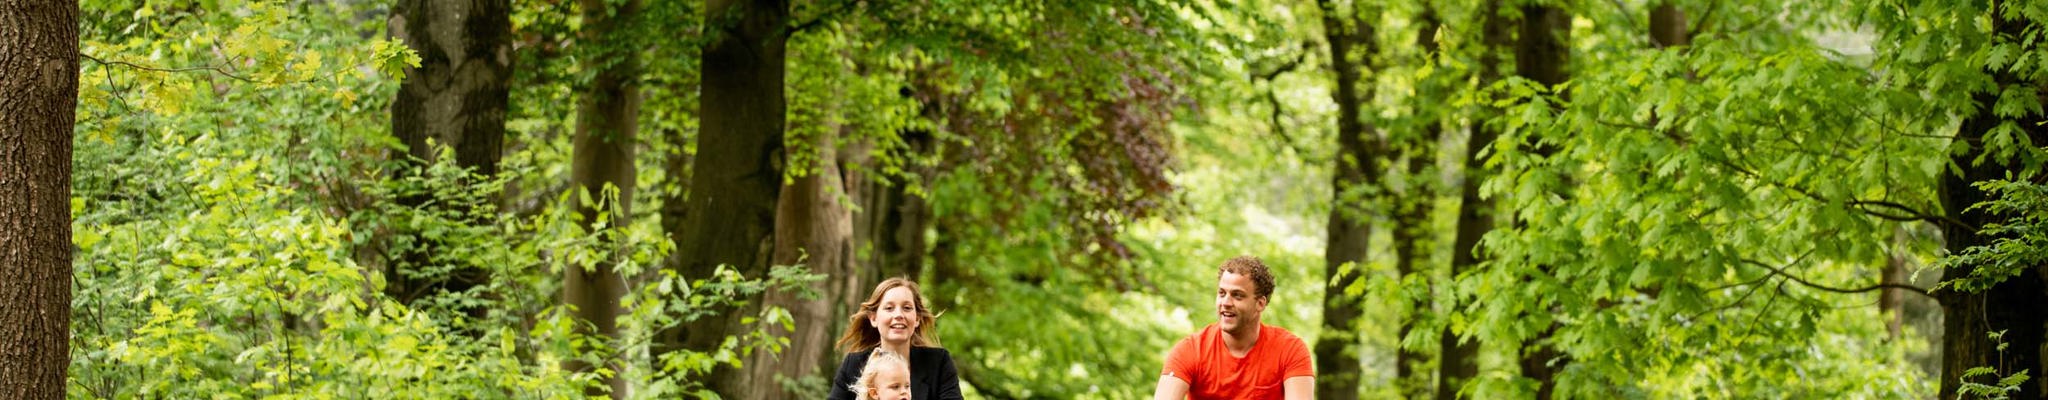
[671,0,789,396]
[1315,1,1382,399]
[0,1,77,398]
[1513,3,1571,399]
[563,0,640,396]
[384,0,512,311]
[1648,3,1690,49]
[746,115,855,400]
[389,0,511,177]
[1393,6,1446,398]
[1937,4,2048,397]
[1441,1,1513,398]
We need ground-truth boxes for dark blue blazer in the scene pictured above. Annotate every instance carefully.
[826,346,963,400]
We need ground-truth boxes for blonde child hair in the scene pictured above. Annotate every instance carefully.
[851,349,910,400]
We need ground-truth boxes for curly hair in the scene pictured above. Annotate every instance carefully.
[1218,255,1275,299]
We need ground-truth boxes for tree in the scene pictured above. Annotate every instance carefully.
[389,0,512,178]
[746,95,854,400]
[1441,1,1513,397]
[0,1,77,398]
[1511,1,1570,397]
[563,0,642,396]
[1392,3,1447,398]
[1314,1,1383,398]
[670,0,788,395]
[385,0,513,310]
[1933,2,2047,396]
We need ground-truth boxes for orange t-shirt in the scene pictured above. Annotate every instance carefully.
[1161,323,1315,399]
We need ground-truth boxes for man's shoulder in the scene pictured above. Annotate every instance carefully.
[1260,324,1310,351]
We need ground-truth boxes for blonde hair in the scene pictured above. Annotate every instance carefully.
[851,349,910,400]
[836,277,941,353]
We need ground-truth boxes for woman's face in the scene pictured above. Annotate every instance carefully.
[869,286,921,345]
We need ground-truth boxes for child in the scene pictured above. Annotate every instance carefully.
[851,349,912,400]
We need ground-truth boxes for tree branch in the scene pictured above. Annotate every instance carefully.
[1739,258,1934,299]
[80,52,260,83]
[789,0,861,36]
[1250,51,1312,159]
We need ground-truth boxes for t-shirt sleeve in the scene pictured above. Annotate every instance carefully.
[1282,335,1315,378]
[827,353,863,400]
[1161,336,1198,383]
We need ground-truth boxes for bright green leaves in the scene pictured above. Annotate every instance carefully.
[371,39,424,83]
[1461,1,1948,396]
[1939,179,2048,293]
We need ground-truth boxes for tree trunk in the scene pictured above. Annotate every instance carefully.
[1315,1,1382,399]
[1937,4,2048,397]
[384,0,512,311]
[1648,3,1690,49]
[843,127,935,371]
[1393,6,1446,399]
[1441,1,1513,398]
[1513,3,1571,399]
[0,1,77,398]
[672,0,789,396]
[563,0,640,396]
[746,115,855,400]
[389,0,511,177]
[852,129,935,286]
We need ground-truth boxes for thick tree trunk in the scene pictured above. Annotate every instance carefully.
[746,120,855,400]
[1513,4,1571,399]
[1441,1,1514,398]
[389,0,511,176]
[843,127,935,372]
[1939,104,2048,398]
[384,0,512,310]
[1315,2,1382,399]
[853,129,935,285]
[0,1,77,398]
[563,0,640,396]
[672,0,789,396]
[1938,5,2048,396]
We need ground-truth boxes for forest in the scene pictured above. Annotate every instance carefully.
[2,0,2046,398]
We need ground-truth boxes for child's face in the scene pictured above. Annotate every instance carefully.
[868,366,911,400]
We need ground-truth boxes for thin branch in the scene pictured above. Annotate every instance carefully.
[1691,0,1722,38]
[1689,273,1770,321]
[1252,52,1307,82]
[1607,0,1644,42]
[1739,258,1934,298]
[1251,51,1312,159]
[80,53,261,83]
[789,0,860,36]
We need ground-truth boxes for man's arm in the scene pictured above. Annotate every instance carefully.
[1283,376,1314,400]
[1152,374,1190,400]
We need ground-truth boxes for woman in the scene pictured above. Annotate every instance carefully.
[827,278,963,400]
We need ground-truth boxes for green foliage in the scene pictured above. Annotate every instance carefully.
[70,0,812,398]
[71,0,2048,397]
[1940,179,2048,293]
[1957,330,2033,400]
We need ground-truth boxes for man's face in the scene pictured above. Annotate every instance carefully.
[1215,271,1266,334]
[869,287,921,344]
[870,366,912,400]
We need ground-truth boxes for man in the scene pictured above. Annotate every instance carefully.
[1153,256,1315,400]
